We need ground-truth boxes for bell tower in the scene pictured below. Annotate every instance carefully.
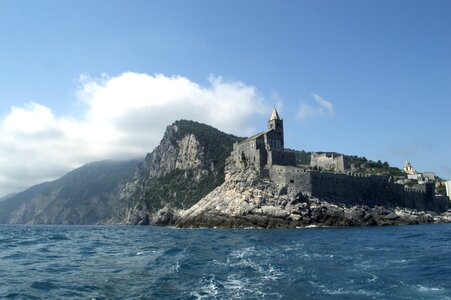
[267,107,284,147]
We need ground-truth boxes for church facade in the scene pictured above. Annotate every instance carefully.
[233,108,295,172]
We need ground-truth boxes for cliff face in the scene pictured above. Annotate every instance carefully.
[115,120,240,224]
[175,157,451,228]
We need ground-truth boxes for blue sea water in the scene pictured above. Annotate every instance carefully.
[0,224,450,299]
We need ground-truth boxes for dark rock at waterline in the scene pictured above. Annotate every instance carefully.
[174,158,451,228]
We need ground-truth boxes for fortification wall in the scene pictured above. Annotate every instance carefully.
[268,166,448,213]
[400,183,448,212]
[269,165,312,194]
[310,171,392,207]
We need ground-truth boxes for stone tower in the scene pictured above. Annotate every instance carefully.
[267,108,284,147]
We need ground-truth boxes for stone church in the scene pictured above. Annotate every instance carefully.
[232,108,449,213]
[233,108,295,172]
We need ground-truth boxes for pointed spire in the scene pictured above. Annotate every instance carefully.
[269,107,280,120]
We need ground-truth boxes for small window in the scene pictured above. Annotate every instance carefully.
[290,179,294,183]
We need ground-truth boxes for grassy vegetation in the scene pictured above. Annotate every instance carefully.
[347,155,405,178]
[136,120,241,212]
[292,149,311,166]
[140,168,222,211]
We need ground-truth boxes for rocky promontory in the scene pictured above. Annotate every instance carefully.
[170,157,451,228]
[114,120,240,225]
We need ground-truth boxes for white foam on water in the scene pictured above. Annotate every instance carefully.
[367,274,378,282]
[207,247,286,299]
[354,260,373,270]
[169,261,180,273]
[416,285,444,292]
[326,288,383,297]
[190,276,219,300]
[392,259,408,264]
[222,275,282,299]
[301,251,335,261]
[308,280,384,297]
[230,247,256,259]
[282,244,304,252]
[222,276,254,297]
[263,264,284,281]
[305,225,320,228]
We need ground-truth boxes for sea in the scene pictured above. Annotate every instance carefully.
[0,224,450,300]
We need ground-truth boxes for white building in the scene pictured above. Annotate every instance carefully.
[403,160,417,175]
[445,180,451,198]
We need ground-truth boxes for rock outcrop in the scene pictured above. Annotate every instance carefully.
[114,120,240,224]
[174,157,451,228]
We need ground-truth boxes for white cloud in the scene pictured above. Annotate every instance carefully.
[0,72,270,197]
[296,93,335,121]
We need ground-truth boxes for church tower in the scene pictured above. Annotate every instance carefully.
[267,107,284,147]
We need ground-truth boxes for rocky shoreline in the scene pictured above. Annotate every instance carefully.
[152,158,451,228]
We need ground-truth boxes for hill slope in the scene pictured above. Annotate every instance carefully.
[0,160,139,224]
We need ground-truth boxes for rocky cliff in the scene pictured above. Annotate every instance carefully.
[114,120,240,224]
[174,157,451,228]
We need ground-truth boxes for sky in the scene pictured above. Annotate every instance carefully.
[0,0,450,197]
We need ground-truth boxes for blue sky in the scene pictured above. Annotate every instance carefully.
[0,0,450,196]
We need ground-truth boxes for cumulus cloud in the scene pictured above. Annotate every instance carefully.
[0,72,270,197]
[296,93,335,121]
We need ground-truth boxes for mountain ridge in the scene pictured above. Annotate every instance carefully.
[0,120,241,225]
[0,159,140,224]
[1,119,449,227]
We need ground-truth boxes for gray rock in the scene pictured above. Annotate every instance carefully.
[176,155,451,228]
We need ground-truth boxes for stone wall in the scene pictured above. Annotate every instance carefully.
[269,165,312,193]
[269,166,449,213]
[310,171,393,207]
[310,152,349,172]
[233,139,265,171]
[268,150,296,167]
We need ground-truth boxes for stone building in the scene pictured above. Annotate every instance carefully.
[233,108,295,172]
[445,181,451,198]
[231,109,449,213]
[310,152,349,172]
[404,160,417,175]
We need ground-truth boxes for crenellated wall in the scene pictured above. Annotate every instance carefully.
[269,165,449,213]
